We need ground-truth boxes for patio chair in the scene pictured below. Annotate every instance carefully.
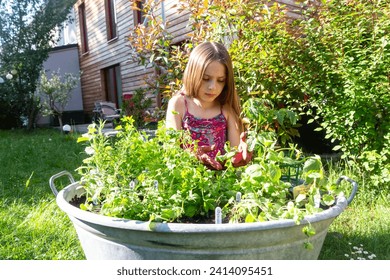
[92,101,121,128]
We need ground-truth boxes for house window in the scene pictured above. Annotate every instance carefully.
[105,0,117,40]
[78,3,89,53]
[102,65,122,107]
[133,0,145,25]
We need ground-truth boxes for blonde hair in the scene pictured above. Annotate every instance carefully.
[182,42,242,130]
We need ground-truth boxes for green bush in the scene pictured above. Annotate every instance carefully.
[291,0,390,189]
[121,88,152,128]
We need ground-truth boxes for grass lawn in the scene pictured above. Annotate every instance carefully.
[0,129,85,259]
[0,128,389,260]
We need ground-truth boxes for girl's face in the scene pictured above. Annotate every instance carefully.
[196,60,226,105]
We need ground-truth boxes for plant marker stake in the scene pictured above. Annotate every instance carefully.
[236,192,241,203]
[129,180,135,190]
[154,180,158,190]
[215,207,222,224]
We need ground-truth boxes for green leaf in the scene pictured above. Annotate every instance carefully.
[184,204,198,217]
[333,145,343,151]
[308,172,321,179]
[302,157,322,175]
[245,213,256,223]
[322,194,335,206]
[25,171,34,188]
[77,136,90,143]
[304,242,314,250]
[268,164,282,182]
[245,164,263,179]
[303,225,316,237]
[295,193,306,203]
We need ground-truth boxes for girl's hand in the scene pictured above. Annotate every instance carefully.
[232,132,252,167]
[196,145,223,170]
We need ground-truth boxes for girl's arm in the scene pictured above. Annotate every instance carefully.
[165,95,185,129]
[224,106,241,148]
[224,106,252,167]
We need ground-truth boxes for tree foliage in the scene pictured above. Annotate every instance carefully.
[37,69,80,130]
[0,0,77,129]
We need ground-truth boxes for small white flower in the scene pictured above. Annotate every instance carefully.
[346,243,376,260]
[85,146,95,155]
[6,73,13,79]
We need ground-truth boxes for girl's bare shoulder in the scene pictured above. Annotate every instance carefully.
[221,103,234,120]
[167,93,186,115]
[169,93,185,104]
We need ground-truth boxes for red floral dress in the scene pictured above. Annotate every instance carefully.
[182,97,227,159]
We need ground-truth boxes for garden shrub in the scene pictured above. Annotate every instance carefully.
[291,0,390,189]
[121,88,152,128]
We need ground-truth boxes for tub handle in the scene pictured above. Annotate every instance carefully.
[49,171,75,197]
[336,175,358,205]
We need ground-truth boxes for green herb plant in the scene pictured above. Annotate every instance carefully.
[76,116,350,239]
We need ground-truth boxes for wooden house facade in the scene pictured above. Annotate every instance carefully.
[72,0,304,119]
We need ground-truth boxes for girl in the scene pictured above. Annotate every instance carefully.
[165,42,251,170]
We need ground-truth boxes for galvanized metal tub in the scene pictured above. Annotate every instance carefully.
[51,171,357,260]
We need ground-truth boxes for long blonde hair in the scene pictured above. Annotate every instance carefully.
[182,42,242,130]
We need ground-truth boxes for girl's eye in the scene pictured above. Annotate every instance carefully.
[202,76,225,83]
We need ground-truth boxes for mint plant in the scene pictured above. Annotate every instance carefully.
[76,116,349,228]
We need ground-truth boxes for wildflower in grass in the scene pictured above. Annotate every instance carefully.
[345,242,376,260]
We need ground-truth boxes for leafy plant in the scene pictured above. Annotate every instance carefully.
[241,97,300,145]
[128,0,191,109]
[76,117,351,230]
[296,1,390,158]
[121,88,153,128]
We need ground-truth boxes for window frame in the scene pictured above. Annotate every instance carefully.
[133,0,145,26]
[105,0,118,41]
[78,2,89,53]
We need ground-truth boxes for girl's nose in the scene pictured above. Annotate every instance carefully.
[208,80,216,90]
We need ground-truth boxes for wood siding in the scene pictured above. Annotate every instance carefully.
[73,0,303,116]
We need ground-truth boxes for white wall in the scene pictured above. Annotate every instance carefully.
[37,44,83,126]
